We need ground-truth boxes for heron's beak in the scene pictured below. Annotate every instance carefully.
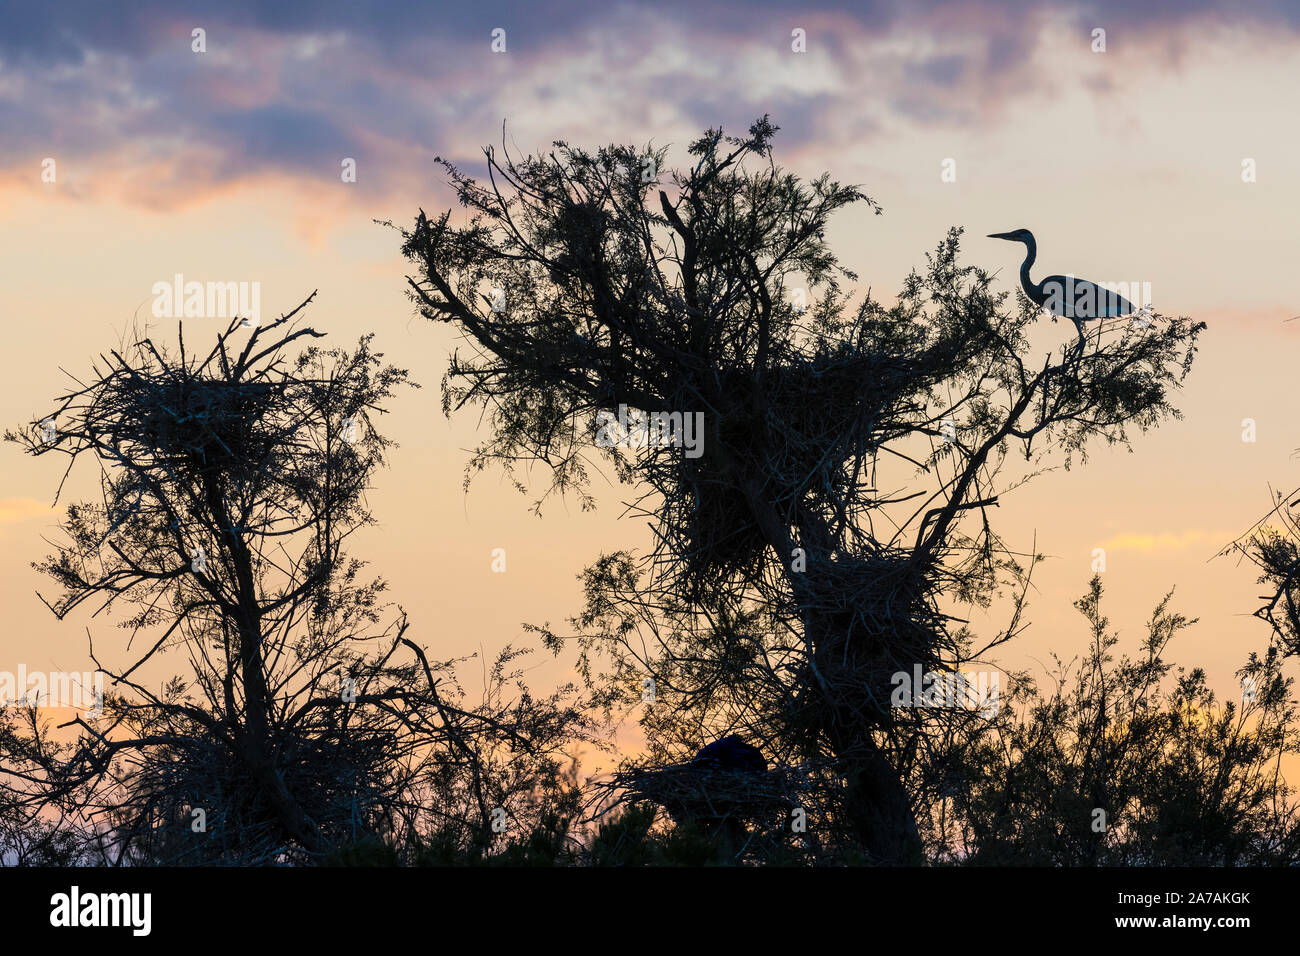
[987,232,1015,240]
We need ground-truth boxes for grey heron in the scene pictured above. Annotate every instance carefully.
[988,229,1134,354]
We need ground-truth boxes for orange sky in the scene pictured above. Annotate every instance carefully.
[2,3,1299,762]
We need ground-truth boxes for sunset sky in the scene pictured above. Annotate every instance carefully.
[2,0,1299,750]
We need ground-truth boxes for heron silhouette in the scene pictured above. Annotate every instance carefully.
[989,229,1134,356]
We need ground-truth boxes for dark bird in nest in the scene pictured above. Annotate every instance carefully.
[691,735,767,775]
[606,735,783,863]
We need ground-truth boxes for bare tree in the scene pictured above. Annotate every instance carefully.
[1,298,590,864]
[398,118,1203,862]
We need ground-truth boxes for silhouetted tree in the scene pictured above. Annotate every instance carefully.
[398,118,1203,863]
[1232,487,1300,660]
[930,577,1300,865]
[0,299,590,864]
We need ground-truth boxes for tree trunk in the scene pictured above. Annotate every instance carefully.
[836,732,923,864]
[732,453,923,863]
[208,481,325,856]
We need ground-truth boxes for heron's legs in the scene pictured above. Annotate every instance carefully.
[1070,319,1087,360]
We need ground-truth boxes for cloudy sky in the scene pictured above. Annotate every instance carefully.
[3,0,1299,737]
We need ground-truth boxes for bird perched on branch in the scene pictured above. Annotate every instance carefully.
[988,229,1134,356]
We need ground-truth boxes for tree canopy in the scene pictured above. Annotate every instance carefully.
[398,117,1206,862]
[1,302,589,864]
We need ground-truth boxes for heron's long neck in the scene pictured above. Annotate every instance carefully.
[1019,238,1040,298]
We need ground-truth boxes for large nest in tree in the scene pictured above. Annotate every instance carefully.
[800,550,948,727]
[122,377,282,475]
[645,348,914,598]
[601,759,796,828]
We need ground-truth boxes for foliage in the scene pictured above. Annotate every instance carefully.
[1,301,592,864]
[927,577,1300,865]
[399,118,1204,862]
